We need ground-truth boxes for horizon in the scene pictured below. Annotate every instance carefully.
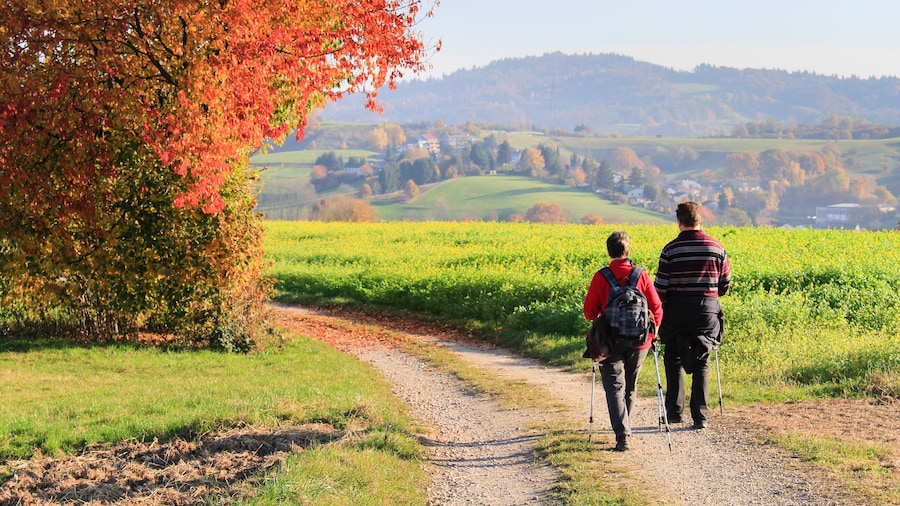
[413,0,900,81]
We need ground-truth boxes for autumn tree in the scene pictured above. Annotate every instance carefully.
[310,165,329,182]
[311,196,378,222]
[565,167,587,186]
[403,180,420,201]
[581,214,604,225]
[582,157,600,183]
[607,147,644,174]
[382,123,408,153]
[518,148,546,178]
[0,0,432,346]
[724,152,761,179]
[525,203,567,224]
[368,127,390,151]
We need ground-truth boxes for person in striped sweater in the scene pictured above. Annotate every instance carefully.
[654,201,731,429]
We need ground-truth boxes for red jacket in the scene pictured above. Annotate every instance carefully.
[582,258,664,350]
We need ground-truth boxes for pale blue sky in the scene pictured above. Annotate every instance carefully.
[413,0,900,79]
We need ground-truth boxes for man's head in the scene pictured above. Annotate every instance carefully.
[606,230,631,259]
[676,201,702,230]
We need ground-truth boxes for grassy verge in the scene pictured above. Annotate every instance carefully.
[0,329,428,504]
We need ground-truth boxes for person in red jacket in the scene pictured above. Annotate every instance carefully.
[583,231,663,451]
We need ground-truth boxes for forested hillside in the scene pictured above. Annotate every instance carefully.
[320,52,900,136]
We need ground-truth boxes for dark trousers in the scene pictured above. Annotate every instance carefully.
[663,337,710,423]
[599,346,649,437]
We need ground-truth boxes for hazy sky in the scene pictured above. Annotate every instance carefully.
[413,0,900,80]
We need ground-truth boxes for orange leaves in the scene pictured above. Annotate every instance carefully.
[4,0,435,215]
[1,0,435,341]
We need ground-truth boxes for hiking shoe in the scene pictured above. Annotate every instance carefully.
[693,420,708,430]
[667,414,683,424]
[614,436,630,452]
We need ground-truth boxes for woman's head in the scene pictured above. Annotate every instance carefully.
[606,230,630,259]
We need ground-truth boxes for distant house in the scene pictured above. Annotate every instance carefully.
[626,186,644,199]
[720,178,761,193]
[816,203,872,228]
[409,134,441,155]
[668,192,690,203]
[439,130,470,149]
[677,179,703,192]
[345,163,373,176]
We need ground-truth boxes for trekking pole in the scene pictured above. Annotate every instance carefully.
[715,347,723,414]
[588,361,596,442]
[652,342,673,452]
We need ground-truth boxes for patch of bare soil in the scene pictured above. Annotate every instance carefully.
[721,398,900,473]
[0,426,341,505]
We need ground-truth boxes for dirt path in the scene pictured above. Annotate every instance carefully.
[277,305,899,505]
[2,304,896,505]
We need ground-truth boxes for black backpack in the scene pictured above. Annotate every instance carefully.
[599,266,652,348]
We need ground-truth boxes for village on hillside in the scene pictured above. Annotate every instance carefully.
[263,121,899,230]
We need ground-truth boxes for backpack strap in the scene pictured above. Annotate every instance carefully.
[626,265,644,287]
[599,267,619,288]
[600,265,643,288]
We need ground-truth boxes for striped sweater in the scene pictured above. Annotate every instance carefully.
[654,229,731,303]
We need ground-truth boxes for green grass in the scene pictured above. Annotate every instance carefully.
[255,165,312,183]
[371,174,671,223]
[0,333,428,503]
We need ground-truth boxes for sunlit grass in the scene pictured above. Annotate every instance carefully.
[0,330,427,504]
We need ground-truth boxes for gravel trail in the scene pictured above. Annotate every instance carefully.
[279,305,859,506]
[356,346,558,505]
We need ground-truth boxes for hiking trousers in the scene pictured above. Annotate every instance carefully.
[599,346,649,437]
[663,337,711,423]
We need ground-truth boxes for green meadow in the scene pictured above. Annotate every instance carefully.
[371,175,670,223]
[0,335,428,503]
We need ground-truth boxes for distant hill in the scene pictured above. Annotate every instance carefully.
[321,52,900,136]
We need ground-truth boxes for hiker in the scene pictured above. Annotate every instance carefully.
[583,230,663,451]
[654,201,731,429]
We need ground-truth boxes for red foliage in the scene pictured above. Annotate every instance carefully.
[0,0,434,214]
[525,202,567,224]
[0,0,434,342]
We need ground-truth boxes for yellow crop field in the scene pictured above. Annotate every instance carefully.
[264,221,900,402]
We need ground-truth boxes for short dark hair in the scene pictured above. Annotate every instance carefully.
[676,201,701,227]
[606,230,630,258]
